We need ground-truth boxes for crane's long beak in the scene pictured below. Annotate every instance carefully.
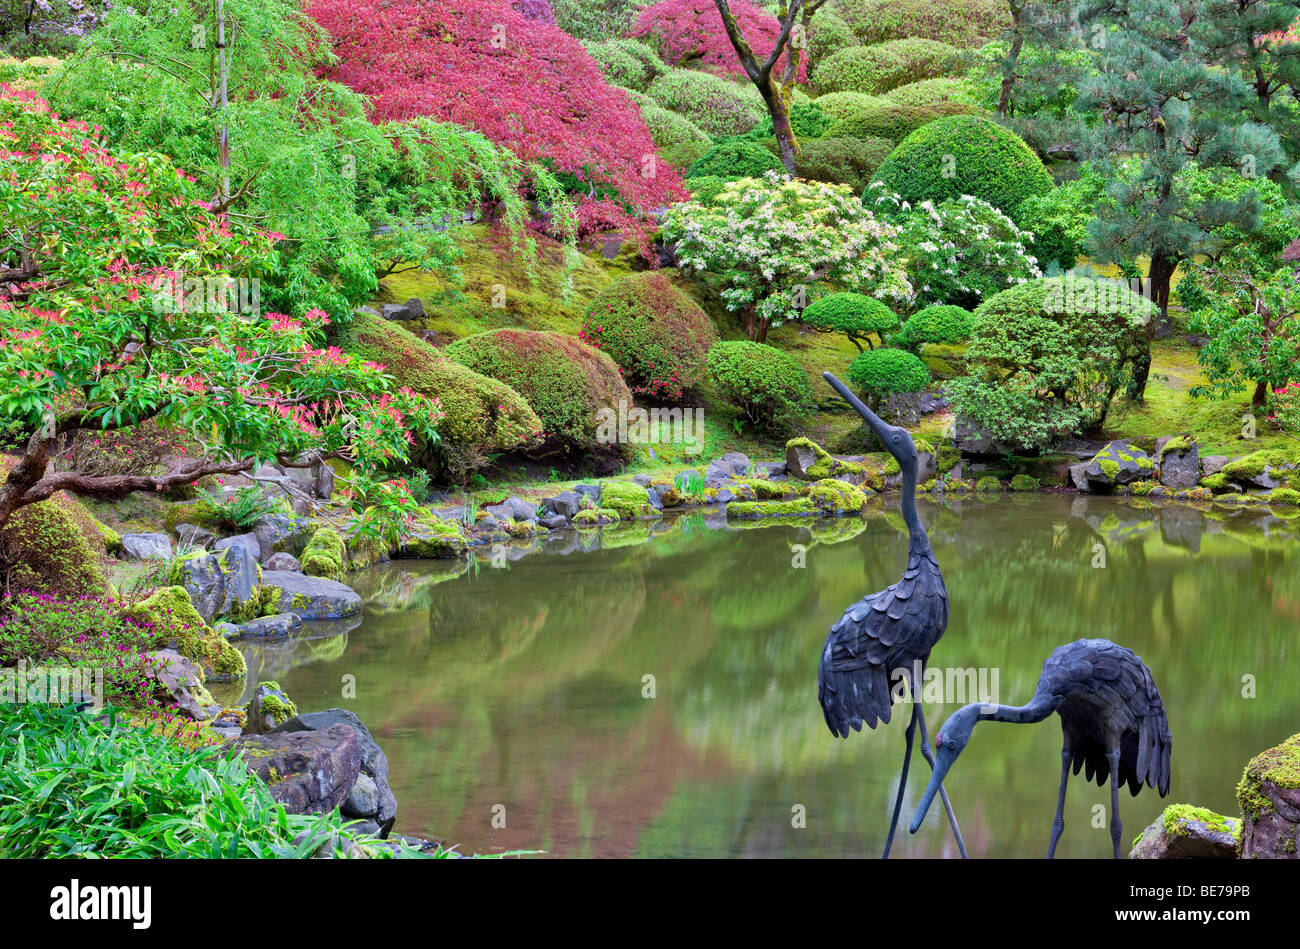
[909,752,955,834]
[823,371,891,443]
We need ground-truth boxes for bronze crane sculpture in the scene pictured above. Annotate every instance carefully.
[910,638,1172,857]
[816,371,967,859]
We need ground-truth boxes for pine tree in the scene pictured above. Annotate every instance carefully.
[1075,0,1286,397]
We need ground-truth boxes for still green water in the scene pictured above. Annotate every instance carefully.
[235,495,1299,858]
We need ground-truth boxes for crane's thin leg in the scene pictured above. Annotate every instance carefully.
[1047,743,1071,858]
[915,705,967,859]
[1107,750,1123,859]
[882,700,919,859]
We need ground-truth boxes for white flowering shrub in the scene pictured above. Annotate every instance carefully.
[662,172,912,341]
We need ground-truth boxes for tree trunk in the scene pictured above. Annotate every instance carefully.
[997,1,1024,119]
[755,318,770,343]
[1252,379,1269,409]
[766,88,798,175]
[1147,251,1176,339]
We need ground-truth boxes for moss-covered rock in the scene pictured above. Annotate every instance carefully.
[975,476,1002,492]
[1220,449,1297,488]
[573,507,620,527]
[785,437,864,482]
[1267,487,1300,507]
[1129,803,1241,860]
[1236,732,1300,858]
[399,512,468,559]
[599,481,659,519]
[1008,474,1039,492]
[300,527,345,580]
[124,586,247,682]
[727,497,818,519]
[809,478,868,515]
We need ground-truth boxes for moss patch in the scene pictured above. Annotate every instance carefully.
[300,527,345,580]
[808,478,868,515]
[1236,732,1300,822]
[599,481,659,520]
[124,586,246,682]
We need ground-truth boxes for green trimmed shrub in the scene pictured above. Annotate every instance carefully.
[647,70,765,137]
[445,329,633,456]
[812,91,892,122]
[553,0,644,41]
[628,89,712,153]
[847,348,931,404]
[807,10,857,67]
[685,174,730,204]
[885,77,966,107]
[581,272,718,399]
[687,140,784,180]
[826,99,973,144]
[332,310,541,477]
[891,304,975,352]
[872,115,1052,222]
[706,340,817,433]
[813,39,968,95]
[946,277,1154,451]
[0,491,108,599]
[802,292,899,349]
[741,101,836,142]
[583,38,668,91]
[839,0,1011,48]
[790,135,893,190]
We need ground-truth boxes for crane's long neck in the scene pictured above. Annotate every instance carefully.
[978,690,1060,725]
[901,464,930,556]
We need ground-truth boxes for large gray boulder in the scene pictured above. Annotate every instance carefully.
[259,570,362,620]
[121,532,172,561]
[235,612,303,640]
[180,542,260,623]
[215,532,262,561]
[235,723,362,815]
[484,496,537,523]
[540,491,581,519]
[263,552,301,572]
[705,451,751,484]
[1201,455,1230,478]
[271,708,397,834]
[1238,732,1300,859]
[253,513,314,559]
[1159,439,1201,490]
[142,649,215,721]
[1082,440,1155,490]
[242,682,298,735]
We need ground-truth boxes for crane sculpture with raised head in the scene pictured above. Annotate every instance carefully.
[817,371,967,859]
[909,638,1172,857]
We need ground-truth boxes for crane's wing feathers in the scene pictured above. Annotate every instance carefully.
[1048,639,1172,797]
[818,551,947,738]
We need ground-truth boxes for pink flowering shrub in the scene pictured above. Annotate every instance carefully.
[630,0,807,82]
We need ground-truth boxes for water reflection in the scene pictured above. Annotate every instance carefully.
[255,496,1300,858]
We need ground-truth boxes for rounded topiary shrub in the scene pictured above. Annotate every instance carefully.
[0,490,109,598]
[802,292,899,349]
[891,304,975,351]
[581,272,718,399]
[885,77,966,107]
[742,101,835,142]
[583,38,667,91]
[647,70,765,137]
[706,340,816,433]
[872,115,1052,222]
[847,348,931,404]
[838,0,1011,48]
[332,310,541,476]
[807,10,857,66]
[812,91,892,122]
[793,135,894,190]
[445,329,633,456]
[687,140,784,180]
[813,39,967,95]
[825,99,973,144]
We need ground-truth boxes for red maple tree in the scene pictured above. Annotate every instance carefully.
[307,0,685,245]
[630,0,807,83]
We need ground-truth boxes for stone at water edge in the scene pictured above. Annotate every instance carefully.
[120,532,172,561]
[1237,732,1300,859]
[1082,440,1155,489]
[271,708,398,833]
[1129,805,1241,859]
[540,491,581,519]
[259,570,362,620]
[234,723,362,816]
[180,542,259,623]
[1158,439,1200,490]
[235,612,303,640]
[242,682,299,735]
[484,496,538,523]
[1201,455,1229,478]
[1068,462,1090,493]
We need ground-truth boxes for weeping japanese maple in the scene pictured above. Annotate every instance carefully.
[308,0,687,245]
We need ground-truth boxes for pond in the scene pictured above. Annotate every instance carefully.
[233,495,1300,858]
